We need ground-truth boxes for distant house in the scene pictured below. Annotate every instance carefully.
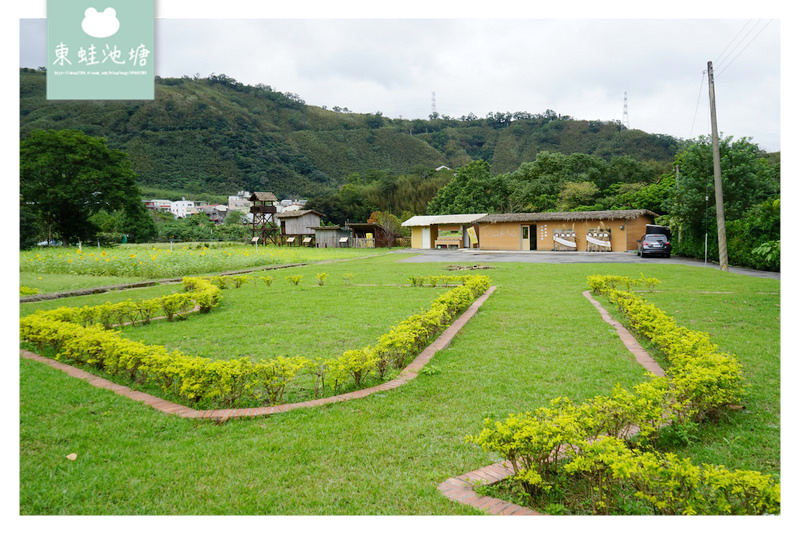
[144,199,172,213]
[170,199,197,219]
[201,204,228,224]
[275,209,323,245]
[228,191,253,212]
[276,198,309,214]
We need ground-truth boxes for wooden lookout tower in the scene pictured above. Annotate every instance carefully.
[249,192,280,245]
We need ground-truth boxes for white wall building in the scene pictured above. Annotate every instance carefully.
[170,199,198,218]
[228,191,253,212]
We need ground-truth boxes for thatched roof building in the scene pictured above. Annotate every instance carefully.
[476,209,657,224]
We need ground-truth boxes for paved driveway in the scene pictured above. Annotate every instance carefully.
[393,249,780,280]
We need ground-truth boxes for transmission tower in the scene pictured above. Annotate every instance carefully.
[622,91,630,130]
[431,91,438,118]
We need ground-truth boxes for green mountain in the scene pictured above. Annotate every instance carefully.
[20,68,680,198]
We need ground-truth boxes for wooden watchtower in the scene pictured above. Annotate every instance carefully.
[249,192,280,245]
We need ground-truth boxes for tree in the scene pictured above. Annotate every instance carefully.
[558,181,599,210]
[426,160,511,215]
[667,136,777,241]
[20,130,150,244]
[19,203,42,249]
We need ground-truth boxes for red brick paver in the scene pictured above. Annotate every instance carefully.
[437,290,666,515]
[20,286,496,422]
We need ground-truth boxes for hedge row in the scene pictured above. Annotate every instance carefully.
[467,275,778,515]
[407,275,477,287]
[28,276,222,329]
[20,275,490,408]
[322,274,491,390]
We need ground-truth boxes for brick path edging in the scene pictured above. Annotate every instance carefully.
[20,286,497,422]
[436,289,665,515]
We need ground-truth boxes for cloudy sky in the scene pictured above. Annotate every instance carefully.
[17,3,783,152]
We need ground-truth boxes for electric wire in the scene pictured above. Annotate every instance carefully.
[689,69,707,140]
[717,20,773,77]
[715,19,759,67]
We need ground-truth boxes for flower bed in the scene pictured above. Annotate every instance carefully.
[20,274,490,409]
[467,275,779,515]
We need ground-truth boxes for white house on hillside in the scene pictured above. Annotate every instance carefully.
[170,199,197,218]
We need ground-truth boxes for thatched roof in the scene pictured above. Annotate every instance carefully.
[477,209,657,224]
[249,192,278,202]
[275,209,324,218]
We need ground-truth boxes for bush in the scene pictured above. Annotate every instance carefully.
[20,286,40,296]
[466,275,773,515]
[21,274,492,409]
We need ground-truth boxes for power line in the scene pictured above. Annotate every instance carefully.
[715,19,758,66]
[689,69,707,139]
[717,20,774,77]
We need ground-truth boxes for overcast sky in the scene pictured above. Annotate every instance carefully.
[18,14,781,152]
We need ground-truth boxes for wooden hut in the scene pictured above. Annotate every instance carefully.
[346,222,395,248]
[311,226,351,248]
[275,210,324,246]
[476,209,656,252]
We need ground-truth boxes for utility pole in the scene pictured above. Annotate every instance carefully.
[707,61,728,271]
[675,165,681,244]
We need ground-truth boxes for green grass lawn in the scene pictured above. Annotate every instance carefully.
[19,245,389,292]
[19,272,149,294]
[18,255,780,514]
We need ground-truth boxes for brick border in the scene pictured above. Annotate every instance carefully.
[21,286,496,422]
[581,290,665,377]
[437,289,665,515]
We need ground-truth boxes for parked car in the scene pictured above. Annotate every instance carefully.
[637,233,672,258]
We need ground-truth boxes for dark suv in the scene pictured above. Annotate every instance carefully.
[637,233,672,258]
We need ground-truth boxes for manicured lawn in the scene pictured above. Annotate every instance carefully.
[18,255,779,514]
[19,272,148,295]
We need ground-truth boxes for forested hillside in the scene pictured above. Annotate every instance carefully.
[20,68,680,198]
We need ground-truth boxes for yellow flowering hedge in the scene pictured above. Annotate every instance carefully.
[467,275,778,515]
[20,275,491,408]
